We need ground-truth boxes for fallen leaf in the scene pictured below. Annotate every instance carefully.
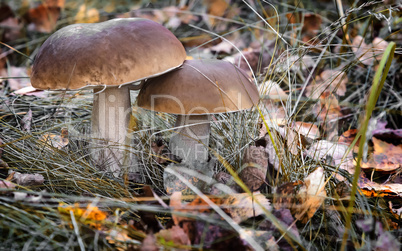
[13,191,43,203]
[275,55,315,73]
[0,179,15,191]
[352,36,389,66]
[204,0,228,27]
[294,167,327,223]
[240,230,279,251]
[171,191,271,225]
[224,192,271,224]
[305,140,355,179]
[338,129,359,149]
[273,181,302,210]
[240,146,269,191]
[360,137,402,172]
[262,132,281,171]
[358,173,402,197]
[260,81,288,101]
[75,4,99,23]
[257,208,301,249]
[105,228,134,249]
[277,126,300,155]
[225,48,271,76]
[0,12,22,42]
[260,103,287,128]
[0,66,31,91]
[311,93,342,140]
[20,109,32,132]
[306,70,348,99]
[40,128,69,149]
[26,5,60,33]
[9,171,44,186]
[292,122,320,140]
[301,14,322,41]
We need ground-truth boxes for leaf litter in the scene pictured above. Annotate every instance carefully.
[0,0,401,250]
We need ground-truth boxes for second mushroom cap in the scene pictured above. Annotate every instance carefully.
[137,59,260,114]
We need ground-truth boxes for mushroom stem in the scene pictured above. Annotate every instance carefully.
[91,86,135,176]
[169,115,211,164]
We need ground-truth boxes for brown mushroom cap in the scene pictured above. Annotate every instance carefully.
[31,18,186,90]
[137,59,260,115]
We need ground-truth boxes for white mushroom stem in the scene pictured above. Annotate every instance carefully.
[91,86,135,176]
[169,115,211,164]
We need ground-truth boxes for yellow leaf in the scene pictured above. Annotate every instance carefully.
[75,4,99,23]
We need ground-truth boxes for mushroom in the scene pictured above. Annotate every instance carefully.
[30,18,186,176]
[137,59,260,164]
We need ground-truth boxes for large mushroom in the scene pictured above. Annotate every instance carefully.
[30,18,186,176]
[137,59,260,165]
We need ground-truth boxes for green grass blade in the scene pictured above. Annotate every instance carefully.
[340,41,396,250]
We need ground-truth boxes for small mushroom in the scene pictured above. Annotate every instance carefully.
[30,18,186,176]
[137,59,260,164]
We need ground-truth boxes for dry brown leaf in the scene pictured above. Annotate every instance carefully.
[293,122,320,140]
[260,81,288,101]
[45,0,65,8]
[273,181,302,210]
[240,146,268,191]
[0,13,22,42]
[205,0,228,27]
[260,103,287,129]
[181,34,214,48]
[224,192,271,224]
[9,171,44,186]
[360,137,402,172]
[261,132,281,171]
[241,230,279,251]
[0,66,31,91]
[40,128,69,149]
[105,228,133,249]
[275,55,315,73]
[26,4,60,33]
[306,70,348,99]
[170,191,270,225]
[305,140,355,179]
[352,36,389,66]
[338,129,359,150]
[225,48,271,76]
[358,174,402,197]
[302,14,322,35]
[277,126,300,155]
[294,167,327,223]
[0,179,15,191]
[286,13,322,46]
[170,191,187,226]
[312,93,342,140]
